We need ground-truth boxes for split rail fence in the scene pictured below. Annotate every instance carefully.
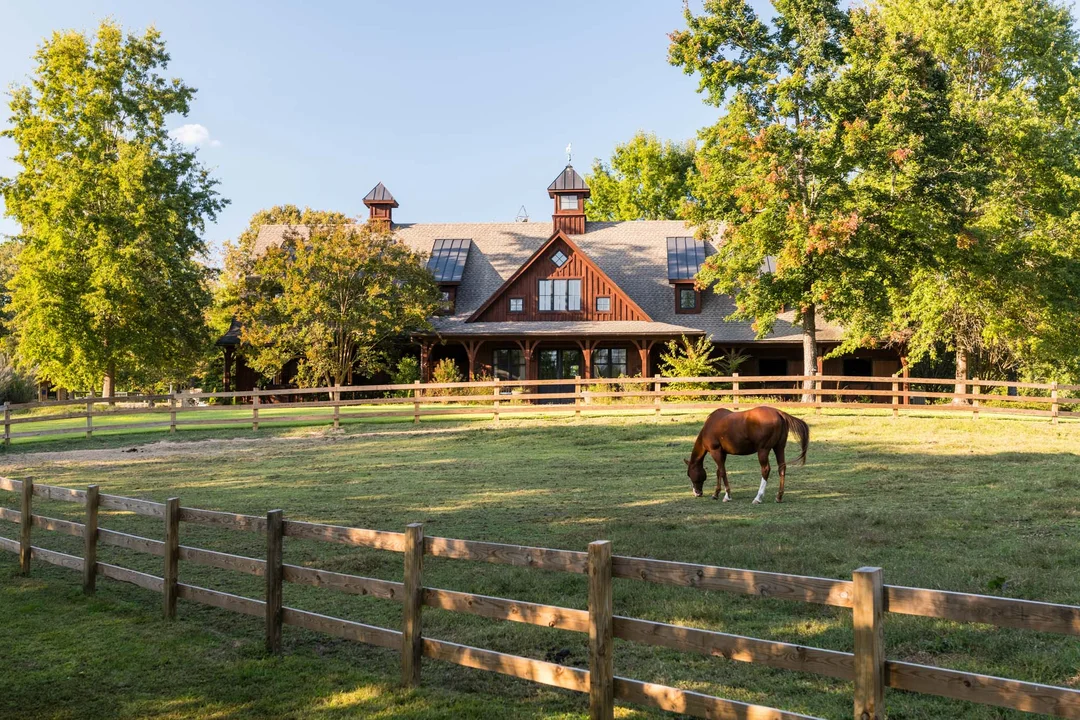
[2,476,1078,718]
[4,374,1077,445]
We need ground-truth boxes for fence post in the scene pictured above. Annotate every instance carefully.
[853,567,885,720]
[814,378,823,415]
[169,392,177,433]
[19,477,32,575]
[265,509,284,653]
[588,540,614,720]
[402,522,424,687]
[972,378,980,420]
[493,377,501,424]
[3,400,9,446]
[653,374,662,420]
[83,485,99,594]
[732,372,740,408]
[891,382,899,419]
[333,385,341,430]
[413,380,421,425]
[575,376,582,420]
[252,393,260,431]
[85,399,93,439]
[1051,381,1059,424]
[164,498,180,619]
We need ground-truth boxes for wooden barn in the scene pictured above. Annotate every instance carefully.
[219,164,902,390]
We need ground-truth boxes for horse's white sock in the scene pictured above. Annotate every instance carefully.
[753,477,767,504]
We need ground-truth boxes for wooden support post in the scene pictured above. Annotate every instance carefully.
[653,374,662,420]
[402,522,424,687]
[265,509,284,653]
[493,377,501,424]
[413,380,421,424]
[19,478,32,574]
[252,393,260,431]
[1051,381,1059,424]
[3,400,9,446]
[972,378,980,420]
[85,399,93,439]
[588,540,614,720]
[814,379,823,415]
[83,485,99,594]
[163,498,180,619]
[575,376,582,420]
[732,372,740,408]
[891,382,899,419]
[169,393,177,433]
[853,567,885,720]
[333,385,340,430]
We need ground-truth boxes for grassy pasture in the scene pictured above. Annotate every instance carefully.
[0,411,1078,719]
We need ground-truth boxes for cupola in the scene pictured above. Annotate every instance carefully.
[363,182,398,229]
[547,165,589,235]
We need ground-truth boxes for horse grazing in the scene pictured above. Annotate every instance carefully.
[684,406,809,503]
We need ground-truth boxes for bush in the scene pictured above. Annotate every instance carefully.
[659,336,727,401]
[388,356,420,397]
[429,358,463,396]
[0,354,36,404]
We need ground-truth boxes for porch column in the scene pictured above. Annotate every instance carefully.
[223,346,234,393]
[420,342,433,383]
[633,339,656,378]
[463,340,483,381]
[516,339,541,381]
[576,339,596,379]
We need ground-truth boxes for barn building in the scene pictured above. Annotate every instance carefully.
[219,164,902,391]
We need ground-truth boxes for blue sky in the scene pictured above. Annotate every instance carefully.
[0,1,766,262]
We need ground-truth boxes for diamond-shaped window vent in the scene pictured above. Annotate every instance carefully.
[551,250,568,267]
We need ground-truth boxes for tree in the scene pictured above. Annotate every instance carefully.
[0,22,226,396]
[235,223,441,388]
[585,132,696,220]
[871,0,1080,389]
[670,1,965,399]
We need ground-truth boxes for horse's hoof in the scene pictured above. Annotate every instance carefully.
[751,497,762,505]
[722,494,731,502]
[776,496,784,503]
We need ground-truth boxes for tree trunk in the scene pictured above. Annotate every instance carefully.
[953,347,968,405]
[801,304,818,403]
[102,361,116,406]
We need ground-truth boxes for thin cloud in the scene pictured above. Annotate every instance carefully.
[170,123,220,147]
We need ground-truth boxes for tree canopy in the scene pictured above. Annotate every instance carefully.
[0,21,226,394]
[235,223,440,388]
[584,132,695,221]
[669,1,966,395]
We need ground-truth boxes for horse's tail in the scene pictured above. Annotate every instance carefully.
[779,410,810,466]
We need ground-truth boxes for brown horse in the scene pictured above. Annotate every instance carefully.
[684,406,809,503]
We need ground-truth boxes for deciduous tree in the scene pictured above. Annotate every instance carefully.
[235,223,440,387]
[0,21,226,395]
[670,1,964,399]
[585,132,695,221]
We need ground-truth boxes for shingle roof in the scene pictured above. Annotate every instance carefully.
[251,220,842,344]
[547,165,589,193]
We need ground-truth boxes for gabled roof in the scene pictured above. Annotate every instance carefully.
[465,229,651,323]
[547,165,589,194]
[363,182,398,207]
[252,220,844,344]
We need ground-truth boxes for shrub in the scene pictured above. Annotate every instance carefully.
[659,335,725,401]
[0,354,36,404]
[388,356,420,397]
[429,358,463,396]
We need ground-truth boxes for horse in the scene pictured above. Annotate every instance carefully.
[684,406,809,503]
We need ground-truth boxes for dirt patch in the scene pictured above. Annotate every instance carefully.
[0,425,472,470]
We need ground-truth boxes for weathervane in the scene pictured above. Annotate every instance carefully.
[566,142,572,164]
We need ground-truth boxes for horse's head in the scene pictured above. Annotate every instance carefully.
[684,457,705,497]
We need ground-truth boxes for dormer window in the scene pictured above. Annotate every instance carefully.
[551,250,568,267]
[676,285,700,314]
[437,286,456,314]
[559,195,579,211]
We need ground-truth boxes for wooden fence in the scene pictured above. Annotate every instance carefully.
[4,374,1077,445]
[1,476,1078,719]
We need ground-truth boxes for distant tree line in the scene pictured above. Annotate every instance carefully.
[586,0,1080,390]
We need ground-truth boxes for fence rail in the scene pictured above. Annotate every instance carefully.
[1,476,1078,718]
[4,374,1077,445]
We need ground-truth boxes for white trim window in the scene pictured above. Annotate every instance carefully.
[559,195,578,210]
[538,279,582,312]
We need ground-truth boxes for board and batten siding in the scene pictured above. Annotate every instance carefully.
[472,238,647,323]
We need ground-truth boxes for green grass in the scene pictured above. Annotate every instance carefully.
[1,411,1078,719]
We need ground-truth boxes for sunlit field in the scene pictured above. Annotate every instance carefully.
[1,411,1078,719]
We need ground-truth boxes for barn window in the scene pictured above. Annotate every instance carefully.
[592,348,627,378]
[509,297,523,313]
[538,278,581,311]
[595,296,611,312]
[560,195,578,210]
[551,250,569,267]
[493,348,525,380]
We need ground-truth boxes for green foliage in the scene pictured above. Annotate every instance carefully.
[669,2,966,378]
[429,358,463,396]
[0,353,37,404]
[859,0,1080,381]
[236,223,440,388]
[390,356,420,386]
[660,335,721,378]
[0,21,227,393]
[585,132,696,221]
